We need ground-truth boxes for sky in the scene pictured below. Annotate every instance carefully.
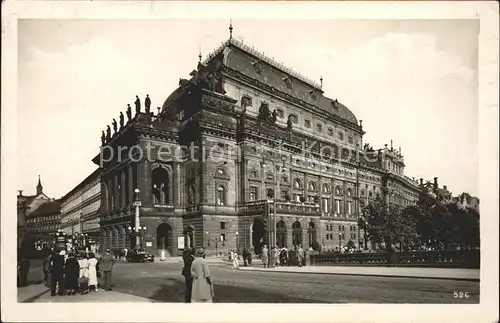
[17,19,479,198]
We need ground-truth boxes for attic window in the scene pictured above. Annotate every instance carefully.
[309,90,317,101]
[283,76,292,89]
[277,109,284,118]
[241,95,253,108]
[252,61,262,74]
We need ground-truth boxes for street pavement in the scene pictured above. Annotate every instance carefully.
[20,258,479,303]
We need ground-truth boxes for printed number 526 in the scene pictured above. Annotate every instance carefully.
[453,292,470,299]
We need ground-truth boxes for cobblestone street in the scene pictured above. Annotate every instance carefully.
[21,259,479,303]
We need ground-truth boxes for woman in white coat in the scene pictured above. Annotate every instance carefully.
[78,253,90,294]
[190,248,214,302]
[87,253,99,292]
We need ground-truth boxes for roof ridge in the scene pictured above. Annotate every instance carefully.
[202,37,322,90]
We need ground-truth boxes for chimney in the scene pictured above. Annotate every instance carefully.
[419,178,423,186]
[433,177,438,189]
[18,190,23,196]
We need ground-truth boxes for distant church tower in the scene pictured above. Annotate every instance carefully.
[36,175,43,195]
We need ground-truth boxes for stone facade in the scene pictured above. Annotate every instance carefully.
[60,169,101,251]
[93,36,421,257]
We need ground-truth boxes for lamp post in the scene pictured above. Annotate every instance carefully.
[133,188,142,249]
[339,232,344,252]
[236,231,239,252]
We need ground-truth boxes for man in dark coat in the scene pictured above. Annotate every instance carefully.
[64,253,80,295]
[51,251,66,296]
[99,249,116,291]
[17,256,31,287]
[181,247,195,303]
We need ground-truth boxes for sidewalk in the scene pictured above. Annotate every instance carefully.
[238,265,480,281]
[18,283,151,303]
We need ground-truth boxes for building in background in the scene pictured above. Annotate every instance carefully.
[17,176,53,252]
[60,169,101,252]
[92,29,421,257]
[25,198,61,250]
[420,177,453,202]
[454,192,480,213]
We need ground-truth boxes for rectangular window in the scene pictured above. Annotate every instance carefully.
[250,170,258,178]
[317,124,323,132]
[280,190,289,200]
[308,195,315,203]
[220,233,226,242]
[220,221,226,230]
[277,109,284,118]
[347,201,352,215]
[335,200,341,214]
[289,114,298,124]
[294,193,302,202]
[348,136,353,144]
[249,186,258,201]
[328,128,334,136]
[304,119,311,128]
[322,198,329,212]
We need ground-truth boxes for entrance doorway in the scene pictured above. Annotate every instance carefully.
[251,218,266,255]
[183,225,195,249]
[156,223,173,256]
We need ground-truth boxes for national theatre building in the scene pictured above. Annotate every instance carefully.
[94,28,421,257]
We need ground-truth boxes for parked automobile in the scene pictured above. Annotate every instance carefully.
[126,249,155,263]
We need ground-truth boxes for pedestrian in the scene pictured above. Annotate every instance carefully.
[17,255,31,287]
[181,247,195,303]
[242,248,248,267]
[232,250,240,270]
[50,250,66,296]
[42,253,52,287]
[261,245,269,268]
[64,253,80,295]
[190,248,214,303]
[87,252,99,292]
[247,249,253,267]
[297,244,304,267]
[274,247,280,267]
[78,253,90,294]
[99,249,116,291]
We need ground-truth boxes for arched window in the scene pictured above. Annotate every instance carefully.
[322,184,331,193]
[308,181,317,192]
[187,183,196,205]
[293,178,302,189]
[335,186,343,196]
[152,167,170,205]
[292,221,302,247]
[346,188,353,197]
[276,220,287,248]
[216,185,226,206]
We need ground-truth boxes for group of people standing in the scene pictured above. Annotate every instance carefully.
[181,247,215,303]
[43,249,115,296]
[261,244,305,268]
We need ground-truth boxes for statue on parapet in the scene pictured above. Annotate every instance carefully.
[271,109,278,124]
[134,95,141,114]
[106,125,111,140]
[112,119,117,133]
[101,131,106,145]
[126,104,132,120]
[145,94,151,115]
[119,112,124,128]
[287,115,293,131]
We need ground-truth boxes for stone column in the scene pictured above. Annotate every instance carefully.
[121,170,126,208]
[128,164,134,204]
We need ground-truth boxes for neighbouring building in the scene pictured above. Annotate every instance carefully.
[18,176,53,251]
[420,177,453,202]
[92,28,421,257]
[25,198,61,250]
[454,192,480,213]
[60,169,101,252]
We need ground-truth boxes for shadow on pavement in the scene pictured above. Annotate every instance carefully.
[148,278,319,303]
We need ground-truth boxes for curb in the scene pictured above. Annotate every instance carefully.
[237,268,480,282]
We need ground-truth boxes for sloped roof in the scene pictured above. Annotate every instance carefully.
[29,199,61,217]
[162,37,358,125]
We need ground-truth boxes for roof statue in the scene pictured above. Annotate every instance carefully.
[135,95,141,114]
[126,104,132,120]
[112,119,117,133]
[106,125,111,140]
[119,112,124,128]
[101,131,106,145]
[145,94,151,115]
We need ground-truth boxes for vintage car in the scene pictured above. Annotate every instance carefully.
[126,249,155,263]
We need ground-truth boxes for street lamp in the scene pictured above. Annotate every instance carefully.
[236,231,239,252]
[133,188,142,249]
[339,232,344,252]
